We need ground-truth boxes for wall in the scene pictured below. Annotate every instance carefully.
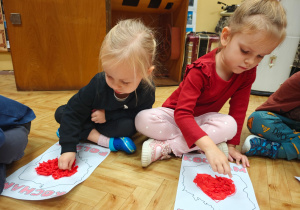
[0,52,13,70]
[196,0,241,32]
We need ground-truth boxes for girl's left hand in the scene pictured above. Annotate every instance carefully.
[228,144,250,168]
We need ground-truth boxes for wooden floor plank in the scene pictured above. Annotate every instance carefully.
[120,186,156,210]
[146,179,178,210]
[270,198,300,210]
[247,157,270,210]
[65,185,107,207]
[291,190,300,205]
[64,202,94,210]
[267,159,292,203]
[283,161,300,193]
[93,193,126,210]
[95,162,164,191]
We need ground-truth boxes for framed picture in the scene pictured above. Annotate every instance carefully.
[187,11,193,25]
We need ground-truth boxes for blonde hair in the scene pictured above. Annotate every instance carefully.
[228,0,287,43]
[100,19,157,88]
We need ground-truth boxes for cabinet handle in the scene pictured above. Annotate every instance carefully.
[10,13,22,25]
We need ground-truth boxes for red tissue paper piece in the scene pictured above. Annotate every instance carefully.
[35,158,78,180]
[193,174,236,201]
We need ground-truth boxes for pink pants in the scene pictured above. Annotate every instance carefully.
[135,107,237,157]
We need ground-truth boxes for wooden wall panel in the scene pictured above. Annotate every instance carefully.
[3,0,107,90]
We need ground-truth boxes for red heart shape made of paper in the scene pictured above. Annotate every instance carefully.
[35,158,78,180]
[193,174,236,201]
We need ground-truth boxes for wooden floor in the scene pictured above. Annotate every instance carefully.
[0,73,300,210]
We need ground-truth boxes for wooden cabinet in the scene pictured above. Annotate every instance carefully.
[3,0,188,90]
[3,0,107,91]
[110,0,189,86]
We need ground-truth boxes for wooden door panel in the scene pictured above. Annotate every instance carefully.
[3,0,107,90]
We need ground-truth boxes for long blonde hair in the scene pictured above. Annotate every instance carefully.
[100,19,157,88]
[228,0,287,43]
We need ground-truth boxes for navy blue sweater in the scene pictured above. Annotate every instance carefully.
[59,72,155,153]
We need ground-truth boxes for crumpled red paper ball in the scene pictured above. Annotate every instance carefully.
[193,174,236,201]
[35,158,78,180]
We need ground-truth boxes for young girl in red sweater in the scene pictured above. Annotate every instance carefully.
[135,0,287,177]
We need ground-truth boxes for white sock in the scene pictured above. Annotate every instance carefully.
[97,134,110,148]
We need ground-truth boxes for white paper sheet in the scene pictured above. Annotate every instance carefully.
[1,142,110,200]
[174,153,260,210]
[295,176,300,182]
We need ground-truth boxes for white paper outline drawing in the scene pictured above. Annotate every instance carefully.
[1,142,110,200]
[18,146,93,189]
[174,153,260,210]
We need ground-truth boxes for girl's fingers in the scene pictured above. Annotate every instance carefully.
[68,161,73,170]
[216,164,225,175]
[224,163,232,178]
[228,154,234,162]
[235,157,241,165]
[242,156,250,168]
[211,164,217,173]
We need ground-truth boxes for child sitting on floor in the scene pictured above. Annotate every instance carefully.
[135,0,287,177]
[242,71,300,160]
[0,95,36,194]
[55,19,157,170]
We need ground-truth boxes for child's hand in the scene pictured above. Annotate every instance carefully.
[228,144,250,168]
[196,136,232,178]
[91,109,106,124]
[205,146,232,178]
[58,152,76,170]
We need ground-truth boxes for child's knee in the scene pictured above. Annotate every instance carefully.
[200,113,237,143]
[247,111,269,132]
[54,104,67,124]
[220,115,237,139]
[135,109,153,132]
[208,114,237,140]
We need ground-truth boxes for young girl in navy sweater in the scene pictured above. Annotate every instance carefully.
[55,19,157,170]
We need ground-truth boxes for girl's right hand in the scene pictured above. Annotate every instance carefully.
[204,146,232,178]
[195,136,232,178]
[91,109,106,124]
[58,152,76,170]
